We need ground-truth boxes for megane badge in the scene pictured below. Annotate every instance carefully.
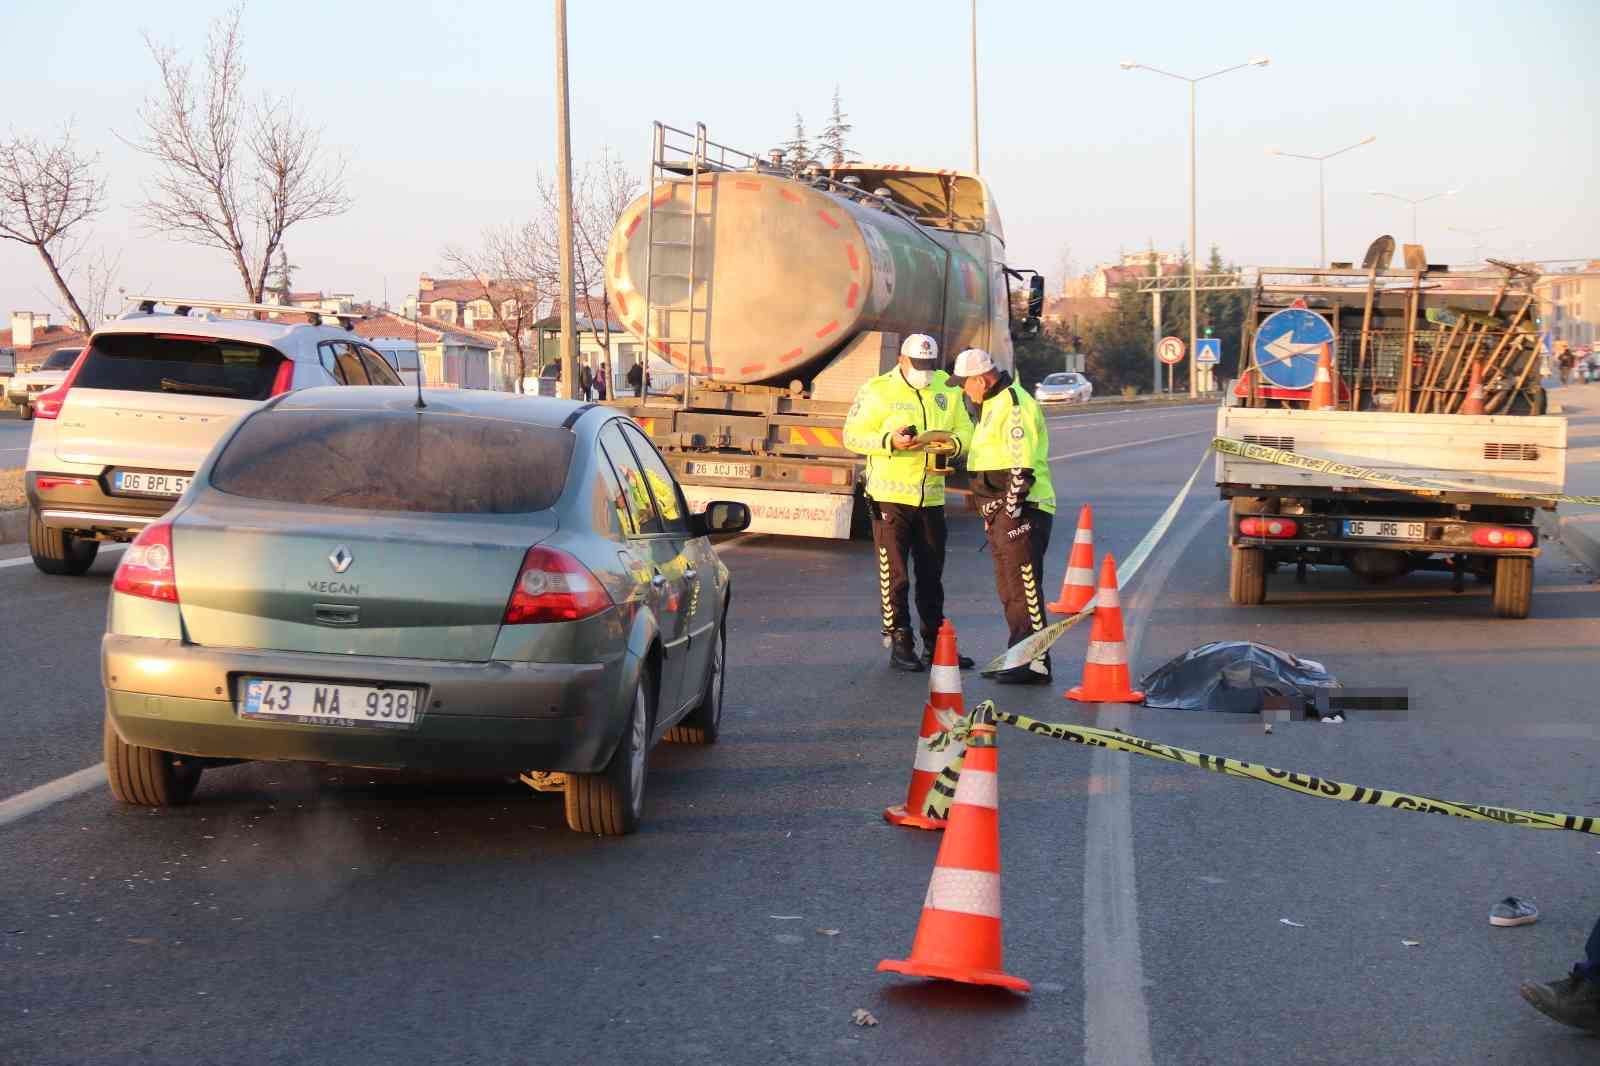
[329,545,354,574]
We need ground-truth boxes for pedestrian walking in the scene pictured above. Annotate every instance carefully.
[952,348,1057,684]
[843,333,975,672]
[596,360,609,400]
[626,361,645,397]
[578,361,593,401]
[1557,342,1576,387]
[1520,914,1600,1032]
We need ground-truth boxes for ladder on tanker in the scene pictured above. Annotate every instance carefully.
[640,122,783,408]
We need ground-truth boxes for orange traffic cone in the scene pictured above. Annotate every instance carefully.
[878,705,1029,992]
[885,620,967,830]
[1308,343,1336,411]
[1459,359,1486,415]
[1066,553,1145,704]
[1047,504,1097,615]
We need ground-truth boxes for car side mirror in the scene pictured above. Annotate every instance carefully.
[693,500,751,537]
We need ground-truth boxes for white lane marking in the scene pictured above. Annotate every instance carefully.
[0,764,105,828]
[0,543,124,570]
[1082,499,1223,1066]
[1048,429,1210,463]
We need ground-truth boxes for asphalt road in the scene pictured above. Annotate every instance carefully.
[2,401,1597,1065]
[0,409,31,470]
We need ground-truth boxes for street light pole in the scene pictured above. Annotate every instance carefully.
[970,0,980,174]
[1123,56,1269,397]
[554,0,578,400]
[1369,188,1457,250]
[1265,135,1376,267]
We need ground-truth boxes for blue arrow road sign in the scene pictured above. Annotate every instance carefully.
[1195,338,1221,365]
[1253,307,1335,389]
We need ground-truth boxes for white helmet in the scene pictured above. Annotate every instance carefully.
[900,334,939,366]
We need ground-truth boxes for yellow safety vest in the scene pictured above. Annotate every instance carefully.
[843,368,974,506]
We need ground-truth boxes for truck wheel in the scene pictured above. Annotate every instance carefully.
[28,506,99,576]
[16,402,32,421]
[1230,546,1267,605]
[1491,556,1533,619]
[103,714,202,806]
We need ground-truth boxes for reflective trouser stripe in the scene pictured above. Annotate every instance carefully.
[924,867,1002,918]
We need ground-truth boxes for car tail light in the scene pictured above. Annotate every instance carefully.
[269,358,295,396]
[32,346,89,420]
[1239,517,1298,538]
[1472,527,1534,548]
[34,475,96,491]
[503,546,612,624]
[113,522,179,603]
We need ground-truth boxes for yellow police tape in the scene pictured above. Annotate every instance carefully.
[925,700,1599,835]
[983,453,1210,674]
[1212,436,1600,506]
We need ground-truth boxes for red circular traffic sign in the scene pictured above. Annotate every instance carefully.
[1157,336,1185,365]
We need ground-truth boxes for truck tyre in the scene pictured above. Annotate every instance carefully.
[1230,546,1267,605]
[17,401,32,421]
[29,506,99,576]
[565,666,653,835]
[1491,556,1533,619]
[665,619,724,745]
[103,714,202,806]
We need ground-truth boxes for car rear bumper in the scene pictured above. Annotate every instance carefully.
[27,471,182,537]
[102,634,623,773]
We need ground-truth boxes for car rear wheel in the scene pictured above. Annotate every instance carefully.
[565,667,652,835]
[666,619,725,744]
[28,506,99,576]
[103,714,202,806]
[16,402,31,421]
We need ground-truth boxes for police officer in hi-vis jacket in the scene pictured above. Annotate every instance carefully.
[843,334,975,672]
[951,347,1057,684]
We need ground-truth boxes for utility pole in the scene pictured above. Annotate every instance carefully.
[970,0,980,174]
[1267,135,1375,267]
[1150,254,1162,394]
[554,0,578,400]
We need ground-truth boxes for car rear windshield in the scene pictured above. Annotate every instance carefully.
[210,410,575,514]
[41,349,80,371]
[74,334,285,400]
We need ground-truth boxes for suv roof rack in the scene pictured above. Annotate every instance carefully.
[123,296,363,332]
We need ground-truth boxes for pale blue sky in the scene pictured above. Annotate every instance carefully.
[3,0,1596,322]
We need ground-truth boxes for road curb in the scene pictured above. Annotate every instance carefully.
[1537,508,1600,574]
[0,508,24,546]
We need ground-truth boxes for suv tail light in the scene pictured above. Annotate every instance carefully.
[33,347,89,420]
[503,546,612,624]
[269,358,295,396]
[1472,527,1534,548]
[113,522,179,603]
[1239,516,1298,538]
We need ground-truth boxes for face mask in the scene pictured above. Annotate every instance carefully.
[904,368,932,389]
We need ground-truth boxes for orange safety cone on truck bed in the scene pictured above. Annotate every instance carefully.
[878,704,1030,993]
[1308,343,1336,411]
[1066,553,1145,704]
[1459,359,1486,415]
[1047,504,1097,616]
[885,620,967,830]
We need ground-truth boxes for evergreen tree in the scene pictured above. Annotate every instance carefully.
[266,246,297,301]
[818,87,853,167]
[781,113,812,171]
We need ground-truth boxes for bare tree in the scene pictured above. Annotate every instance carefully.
[127,5,350,303]
[49,247,125,328]
[0,126,106,329]
[537,148,641,359]
[441,228,549,393]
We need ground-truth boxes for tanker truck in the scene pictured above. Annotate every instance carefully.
[600,121,1043,539]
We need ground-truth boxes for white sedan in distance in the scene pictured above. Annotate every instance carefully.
[1034,371,1093,405]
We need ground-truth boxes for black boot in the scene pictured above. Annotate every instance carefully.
[922,641,975,670]
[1521,970,1600,1032]
[889,628,925,672]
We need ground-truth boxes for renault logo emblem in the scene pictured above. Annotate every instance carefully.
[329,545,354,574]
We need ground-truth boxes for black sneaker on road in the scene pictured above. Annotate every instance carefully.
[888,629,925,672]
[1520,970,1600,1032]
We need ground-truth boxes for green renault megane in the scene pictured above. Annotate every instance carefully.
[100,387,749,835]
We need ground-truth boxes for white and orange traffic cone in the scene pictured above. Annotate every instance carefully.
[1308,343,1336,411]
[878,704,1029,993]
[1066,553,1145,704]
[885,620,967,831]
[1047,503,1096,616]
[1459,359,1486,416]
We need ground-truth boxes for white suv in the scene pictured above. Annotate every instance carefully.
[24,298,403,575]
